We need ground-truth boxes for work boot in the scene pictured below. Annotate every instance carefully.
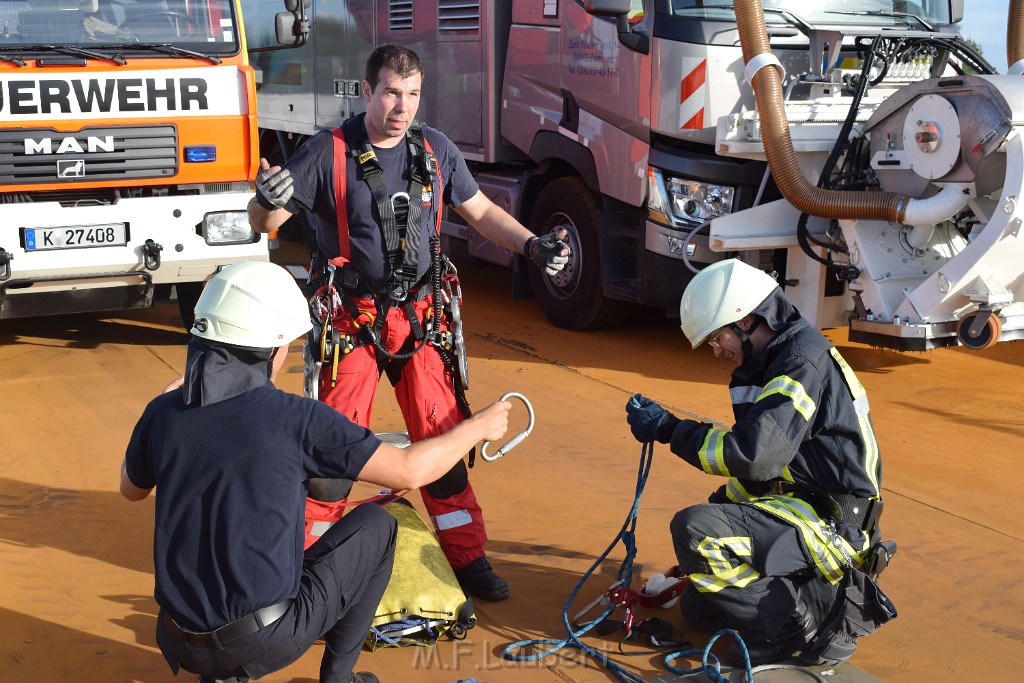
[727,602,816,667]
[350,673,380,683]
[799,630,858,666]
[453,556,510,601]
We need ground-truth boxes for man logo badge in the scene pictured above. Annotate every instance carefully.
[58,159,86,178]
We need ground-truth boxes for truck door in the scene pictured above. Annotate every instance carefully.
[559,0,650,206]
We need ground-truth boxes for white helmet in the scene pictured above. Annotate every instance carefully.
[191,261,311,348]
[680,259,779,348]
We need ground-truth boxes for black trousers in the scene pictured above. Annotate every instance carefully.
[157,503,397,682]
[670,501,836,645]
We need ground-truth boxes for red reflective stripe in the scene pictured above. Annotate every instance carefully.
[682,109,705,130]
[680,59,707,101]
[330,127,351,262]
[680,59,707,130]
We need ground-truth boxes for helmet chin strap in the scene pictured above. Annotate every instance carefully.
[731,317,763,361]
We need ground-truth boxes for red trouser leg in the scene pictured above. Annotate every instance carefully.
[302,335,380,549]
[318,296,488,569]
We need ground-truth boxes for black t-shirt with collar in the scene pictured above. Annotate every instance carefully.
[125,383,379,631]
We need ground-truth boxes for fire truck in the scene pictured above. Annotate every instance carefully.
[245,0,1024,350]
[0,0,267,327]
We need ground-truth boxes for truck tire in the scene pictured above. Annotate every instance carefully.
[528,177,633,330]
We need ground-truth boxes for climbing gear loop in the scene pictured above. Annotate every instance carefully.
[438,258,468,389]
[481,392,534,461]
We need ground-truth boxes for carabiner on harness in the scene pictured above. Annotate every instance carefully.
[480,392,534,461]
[439,258,468,389]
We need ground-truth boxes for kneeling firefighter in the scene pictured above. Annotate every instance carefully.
[247,44,569,602]
[625,259,896,667]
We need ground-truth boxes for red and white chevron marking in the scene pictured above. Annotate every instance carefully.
[679,59,707,130]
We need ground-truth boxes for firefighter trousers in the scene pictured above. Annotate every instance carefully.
[669,501,837,645]
[310,294,487,570]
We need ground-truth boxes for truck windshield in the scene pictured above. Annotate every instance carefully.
[0,0,240,55]
[669,0,951,28]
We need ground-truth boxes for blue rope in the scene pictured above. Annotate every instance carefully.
[502,443,655,682]
[663,628,754,683]
[501,442,756,683]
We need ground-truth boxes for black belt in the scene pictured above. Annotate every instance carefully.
[162,599,292,647]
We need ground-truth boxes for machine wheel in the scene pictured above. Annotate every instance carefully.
[175,281,205,332]
[527,177,633,330]
[956,311,1002,350]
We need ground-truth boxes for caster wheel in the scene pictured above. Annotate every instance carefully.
[956,311,1001,350]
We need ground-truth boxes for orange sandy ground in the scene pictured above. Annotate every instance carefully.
[1,246,1021,682]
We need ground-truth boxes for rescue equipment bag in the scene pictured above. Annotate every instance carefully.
[365,499,476,650]
[800,567,898,665]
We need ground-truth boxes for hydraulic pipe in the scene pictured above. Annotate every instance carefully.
[1009,0,1024,73]
[733,0,912,222]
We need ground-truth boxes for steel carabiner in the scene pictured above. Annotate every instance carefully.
[480,392,534,462]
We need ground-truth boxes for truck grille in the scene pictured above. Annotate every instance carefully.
[0,124,178,186]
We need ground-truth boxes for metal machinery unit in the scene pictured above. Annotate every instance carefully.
[0,0,268,325]
[244,0,1023,350]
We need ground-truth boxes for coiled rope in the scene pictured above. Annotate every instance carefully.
[501,441,756,683]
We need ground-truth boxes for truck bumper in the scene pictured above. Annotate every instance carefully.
[0,192,267,319]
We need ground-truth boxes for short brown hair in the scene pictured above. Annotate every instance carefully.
[365,43,423,91]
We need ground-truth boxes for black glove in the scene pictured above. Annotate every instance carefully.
[255,167,294,208]
[626,394,671,443]
[526,234,570,276]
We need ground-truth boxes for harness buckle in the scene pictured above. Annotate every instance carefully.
[435,330,454,352]
[387,281,408,302]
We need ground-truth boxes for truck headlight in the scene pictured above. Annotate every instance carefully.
[647,169,735,227]
[202,211,254,245]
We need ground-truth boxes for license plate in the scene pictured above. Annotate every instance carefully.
[25,223,128,251]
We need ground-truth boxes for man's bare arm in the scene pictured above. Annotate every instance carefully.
[356,400,511,490]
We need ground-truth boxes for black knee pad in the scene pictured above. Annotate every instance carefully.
[423,459,469,499]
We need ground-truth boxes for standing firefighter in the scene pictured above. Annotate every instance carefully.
[625,258,896,667]
[247,44,568,601]
[119,261,511,683]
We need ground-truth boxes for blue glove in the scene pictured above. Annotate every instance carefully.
[626,394,670,443]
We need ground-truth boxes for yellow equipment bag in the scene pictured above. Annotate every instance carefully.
[365,500,476,650]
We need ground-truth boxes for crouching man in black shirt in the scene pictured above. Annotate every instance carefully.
[120,261,511,683]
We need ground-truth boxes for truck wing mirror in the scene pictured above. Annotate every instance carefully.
[949,0,963,24]
[275,10,309,46]
[583,0,649,55]
[583,0,632,15]
[282,0,311,12]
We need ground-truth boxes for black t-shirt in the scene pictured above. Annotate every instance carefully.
[258,120,478,290]
[124,383,379,631]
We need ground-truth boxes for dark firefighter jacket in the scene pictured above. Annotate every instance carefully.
[665,288,883,582]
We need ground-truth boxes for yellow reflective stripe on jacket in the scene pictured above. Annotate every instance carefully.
[829,348,881,496]
[750,494,865,583]
[690,535,762,593]
[698,427,731,477]
[757,375,816,420]
[725,477,755,503]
